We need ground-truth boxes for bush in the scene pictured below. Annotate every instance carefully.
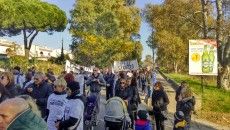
[0,56,64,75]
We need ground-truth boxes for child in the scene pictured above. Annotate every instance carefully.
[135,110,152,130]
[47,78,67,130]
[173,111,187,130]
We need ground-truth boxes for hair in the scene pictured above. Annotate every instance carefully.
[13,66,21,72]
[182,87,193,98]
[1,71,15,87]
[119,71,126,79]
[154,81,164,90]
[34,72,45,79]
[64,73,75,83]
[25,72,33,81]
[17,95,41,117]
[54,78,67,89]
[0,83,10,102]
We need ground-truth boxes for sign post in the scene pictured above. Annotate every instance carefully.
[189,39,218,111]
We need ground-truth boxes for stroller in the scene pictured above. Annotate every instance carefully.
[84,94,98,130]
[104,97,131,130]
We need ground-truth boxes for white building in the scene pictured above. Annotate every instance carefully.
[0,38,72,60]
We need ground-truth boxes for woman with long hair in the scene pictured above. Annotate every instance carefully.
[0,71,18,97]
[152,81,169,130]
[0,83,10,103]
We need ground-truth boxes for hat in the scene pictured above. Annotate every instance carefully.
[174,111,184,121]
[67,81,80,93]
[138,110,148,120]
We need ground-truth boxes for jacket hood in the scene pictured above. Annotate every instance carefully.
[7,109,47,130]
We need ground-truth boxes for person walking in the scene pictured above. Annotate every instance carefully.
[24,72,53,118]
[0,72,18,97]
[46,78,67,130]
[12,66,25,91]
[104,68,115,100]
[115,78,133,128]
[75,67,86,95]
[85,67,106,114]
[177,87,195,130]
[152,81,169,130]
[175,81,188,111]
[0,98,48,130]
[0,83,10,103]
[55,81,84,130]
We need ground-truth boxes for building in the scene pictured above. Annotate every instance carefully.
[0,38,72,60]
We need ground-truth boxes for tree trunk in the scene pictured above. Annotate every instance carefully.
[220,65,230,90]
[173,61,178,73]
[201,0,209,38]
[216,0,225,89]
[25,48,30,59]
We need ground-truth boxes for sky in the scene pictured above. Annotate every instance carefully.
[2,0,162,60]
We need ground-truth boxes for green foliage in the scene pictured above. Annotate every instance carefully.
[143,0,214,73]
[0,0,67,58]
[166,73,230,113]
[0,56,63,75]
[142,55,154,68]
[70,0,142,67]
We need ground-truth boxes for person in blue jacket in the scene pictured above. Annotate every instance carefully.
[135,110,152,130]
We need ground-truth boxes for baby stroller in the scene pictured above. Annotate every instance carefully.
[104,97,131,130]
[84,94,98,130]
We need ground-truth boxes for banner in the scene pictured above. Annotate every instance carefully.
[114,59,139,71]
[65,60,93,73]
[189,40,218,75]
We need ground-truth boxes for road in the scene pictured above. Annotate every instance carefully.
[84,73,228,130]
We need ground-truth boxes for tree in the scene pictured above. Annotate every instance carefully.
[143,0,208,73]
[215,0,230,90]
[70,0,142,67]
[142,55,154,68]
[0,0,67,58]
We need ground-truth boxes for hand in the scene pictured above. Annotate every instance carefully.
[107,84,110,87]
[178,95,182,101]
[124,100,128,106]
[96,79,100,83]
[55,121,60,129]
[27,88,33,93]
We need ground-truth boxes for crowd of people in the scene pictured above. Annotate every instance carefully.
[0,66,195,130]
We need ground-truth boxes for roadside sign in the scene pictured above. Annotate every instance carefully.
[189,39,218,75]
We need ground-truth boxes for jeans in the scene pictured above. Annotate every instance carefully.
[154,113,165,130]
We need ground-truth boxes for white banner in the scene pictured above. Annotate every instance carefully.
[65,60,93,73]
[114,59,139,72]
[189,40,218,75]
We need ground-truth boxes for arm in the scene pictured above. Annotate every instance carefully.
[85,76,93,86]
[163,91,170,106]
[59,117,78,129]
[36,85,53,106]
[98,75,106,86]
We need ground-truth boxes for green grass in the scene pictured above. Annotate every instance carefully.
[166,73,230,113]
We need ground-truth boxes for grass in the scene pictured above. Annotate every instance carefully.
[165,73,230,113]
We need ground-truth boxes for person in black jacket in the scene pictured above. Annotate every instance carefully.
[175,81,187,111]
[0,72,18,98]
[152,81,169,130]
[177,87,195,129]
[0,83,10,103]
[24,72,53,118]
[104,68,115,100]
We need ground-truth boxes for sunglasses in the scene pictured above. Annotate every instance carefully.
[1,76,5,80]
[120,82,126,84]
[34,78,39,80]
[93,70,97,72]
